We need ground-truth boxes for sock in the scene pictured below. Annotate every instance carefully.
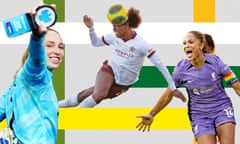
[78,96,97,108]
[58,96,79,107]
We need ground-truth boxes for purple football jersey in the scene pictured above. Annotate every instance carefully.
[173,54,236,115]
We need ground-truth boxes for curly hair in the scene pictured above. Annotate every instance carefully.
[127,7,142,28]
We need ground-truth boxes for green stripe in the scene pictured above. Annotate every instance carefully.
[132,66,174,88]
[53,60,65,144]
[132,66,240,88]
[44,0,65,144]
[44,0,65,22]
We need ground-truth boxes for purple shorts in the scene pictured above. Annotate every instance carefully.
[190,106,236,138]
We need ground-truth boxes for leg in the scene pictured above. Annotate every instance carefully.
[58,86,94,107]
[106,83,130,99]
[197,134,216,144]
[78,70,114,107]
[77,86,94,102]
[92,70,114,103]
[216,122,235,144]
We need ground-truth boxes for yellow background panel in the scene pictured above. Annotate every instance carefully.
[58,108,191,130]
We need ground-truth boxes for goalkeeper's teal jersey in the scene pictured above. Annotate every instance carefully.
[0,35,58,144]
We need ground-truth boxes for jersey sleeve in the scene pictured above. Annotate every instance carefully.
[21,35,47,85]
[89,28,106,46]
[144,39,176,90]
[149,53,176,91]
[25,35,46,73]
[217,56,238,86]
[102,33,115,45]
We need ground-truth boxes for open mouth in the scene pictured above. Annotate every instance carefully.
[186,50,192,54]
[49,56,61,64]
[185,49,193,59]
[50,57,60,60]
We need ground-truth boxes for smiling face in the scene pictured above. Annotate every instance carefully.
[45,30,65,70]
[183,31,204,61]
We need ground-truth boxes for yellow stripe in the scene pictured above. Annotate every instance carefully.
[194,0,215,22]
[58,108,191,130]
[0,108,190,130]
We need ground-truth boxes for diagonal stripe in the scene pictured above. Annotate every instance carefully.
[194,0,215,22]
[58,108,191,130]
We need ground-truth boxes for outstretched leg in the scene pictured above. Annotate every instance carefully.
[78,70,114,107]
[58,86,94,107]
[77,87,94,102]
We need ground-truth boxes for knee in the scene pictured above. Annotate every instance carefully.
[92,92,108,103]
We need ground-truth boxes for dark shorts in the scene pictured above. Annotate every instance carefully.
[191,106,236,138]
[100,60,131,99]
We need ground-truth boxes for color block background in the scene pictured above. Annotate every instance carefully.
[0,0,239,144]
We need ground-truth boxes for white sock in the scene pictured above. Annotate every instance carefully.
[58,96,79,107]
[78,96,97,108]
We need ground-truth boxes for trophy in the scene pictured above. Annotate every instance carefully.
[2,5,57,38]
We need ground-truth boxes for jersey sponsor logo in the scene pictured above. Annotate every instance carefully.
[115,49,134,59]
[192,84,218,95]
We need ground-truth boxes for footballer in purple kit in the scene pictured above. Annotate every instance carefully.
[136,30,240,144]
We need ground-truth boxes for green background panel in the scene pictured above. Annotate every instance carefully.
[133,66,240,88]
[44,0,65,22]
[44,0,65,144]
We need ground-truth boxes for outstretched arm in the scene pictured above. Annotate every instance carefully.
[149,53,175,90]
[25,3,57,73]
[149,53,186,102]
[231,81,240,96]
[136,87,173,132]
[25,3,50,75]
[23,3,55,84]
[83,15,105,47]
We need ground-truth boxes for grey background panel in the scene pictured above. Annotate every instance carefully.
[92,88,188,108]
[0,1,39,21]
[216,0,240,22]
[0,45,26,93]
[66,130,194,144]
[64,44,240,68]
[65,0,193,22]
[215,45,240,65]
